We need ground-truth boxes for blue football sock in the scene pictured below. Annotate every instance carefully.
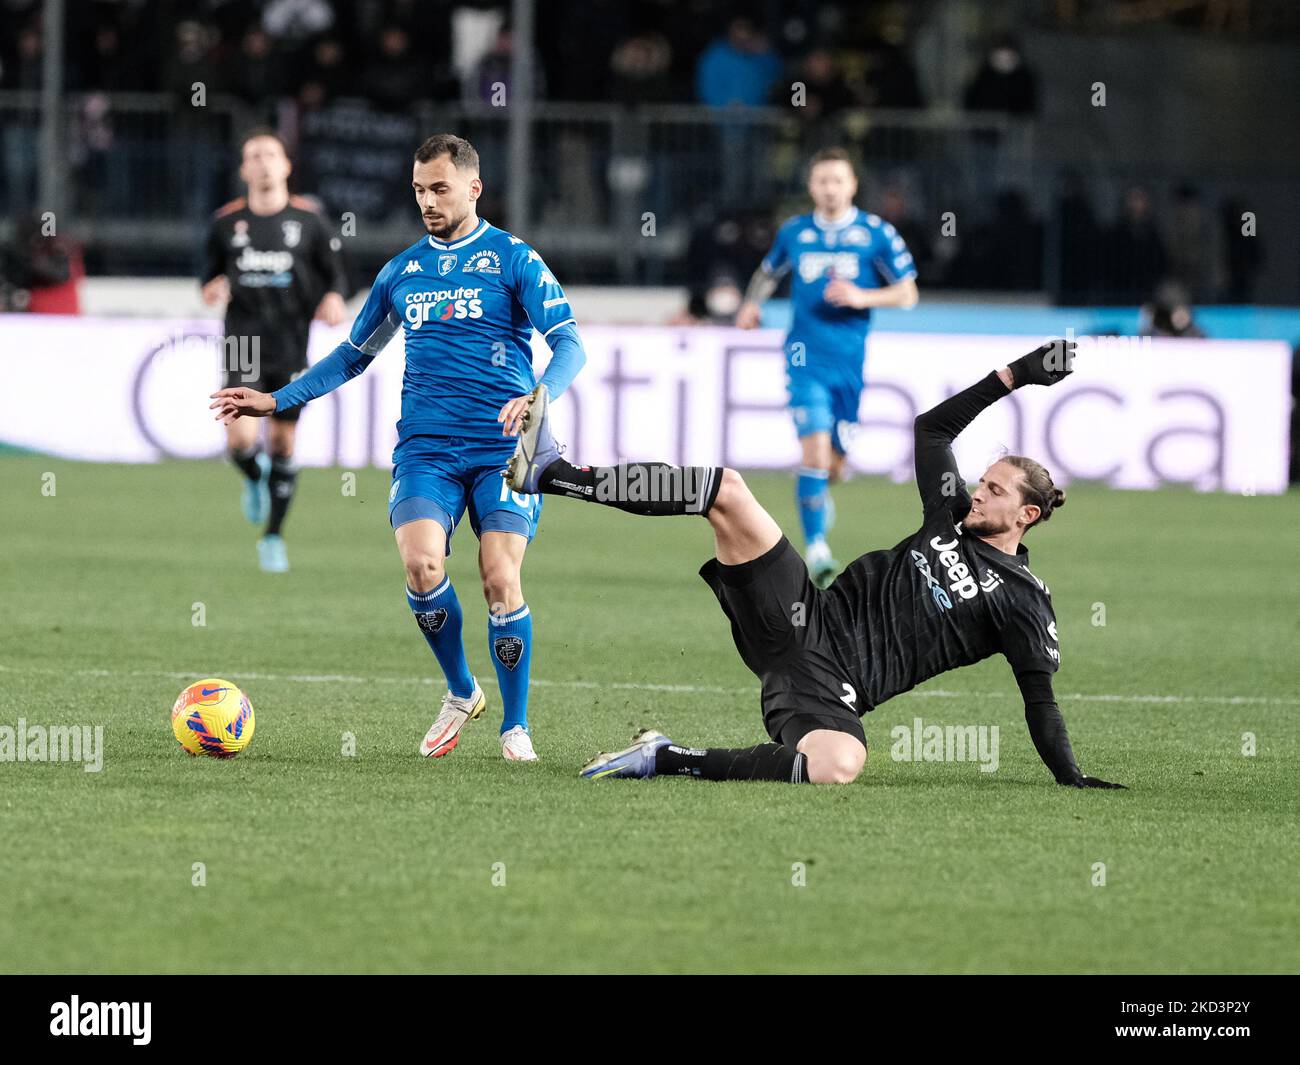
[488,604,532,733]
[796,466,831,547]
[407,578,474,699]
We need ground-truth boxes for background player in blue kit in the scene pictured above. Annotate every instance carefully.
[210,134,586,764]
[737,147,919,587]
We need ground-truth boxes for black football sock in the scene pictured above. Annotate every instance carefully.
[655,742,809,783]
[230,443,263,482]
[538,460,723,516]
[266,455,298,536]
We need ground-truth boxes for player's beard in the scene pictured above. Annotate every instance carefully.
[424,208,467,240]
[962,509,1010,537]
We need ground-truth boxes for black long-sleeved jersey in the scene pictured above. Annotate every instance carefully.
[823,371,1083,783]
[202,196,347,369]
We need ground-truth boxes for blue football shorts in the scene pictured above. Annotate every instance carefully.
[787,373,862,455]
[388,434,542,553]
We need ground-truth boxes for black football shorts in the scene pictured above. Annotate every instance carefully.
[699,536,867,751]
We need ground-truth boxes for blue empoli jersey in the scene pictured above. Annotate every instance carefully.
[350,219,574,441]
[762,208,916,382]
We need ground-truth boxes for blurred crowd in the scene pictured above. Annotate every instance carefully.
[0,0,1271,311]
[0,1,935,112]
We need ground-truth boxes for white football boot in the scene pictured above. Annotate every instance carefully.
[419,682,486,758]
[500,725,538,762]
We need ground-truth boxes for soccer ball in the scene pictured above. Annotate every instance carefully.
[171,679,256,758]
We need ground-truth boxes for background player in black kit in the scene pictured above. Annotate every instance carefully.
[507,340,1124,787]
[201,130,348,572]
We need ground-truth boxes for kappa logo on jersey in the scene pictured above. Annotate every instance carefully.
[402,259,422,274]
[463,249,502,274]
[403,286,484,328]
[281,219,302,247]
[494,635,524,671]
[1046,620,1061,663]
[417,609,448,634]
[798,251,861,283]
[438,253,458,276]
[1044,619,1061,662]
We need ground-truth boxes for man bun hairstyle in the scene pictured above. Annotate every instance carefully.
[414,133,480,173]
[1003,454,1065,528]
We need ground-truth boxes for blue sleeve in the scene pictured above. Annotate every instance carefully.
[273,260,401,412]
[873,220,917,283]
[761,223,790,274]
[346,258,403,351]
[537,322,586,399]
[511,243,576,340]
[272,341,374,412]
[695,47,716,104]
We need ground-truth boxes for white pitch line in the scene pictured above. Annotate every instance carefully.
[0,662,1297,707]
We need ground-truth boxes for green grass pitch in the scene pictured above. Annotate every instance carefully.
[1,454,1296,974]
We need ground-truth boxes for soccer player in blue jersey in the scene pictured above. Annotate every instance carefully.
[210,134,586,763]
[736,147,919,588]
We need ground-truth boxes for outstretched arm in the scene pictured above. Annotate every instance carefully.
[273,339,376,410]
[208,339,378,422]
[210,259,399,422]
[914,371,1011,520]
[914,340,1076,518]
[1017,670,1125,788]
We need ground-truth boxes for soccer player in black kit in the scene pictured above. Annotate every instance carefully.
[201,130,348,572]
[507,339,1124,787]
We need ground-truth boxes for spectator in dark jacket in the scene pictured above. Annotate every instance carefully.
[1107,185,1168,304]
[963,34,1038,116]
